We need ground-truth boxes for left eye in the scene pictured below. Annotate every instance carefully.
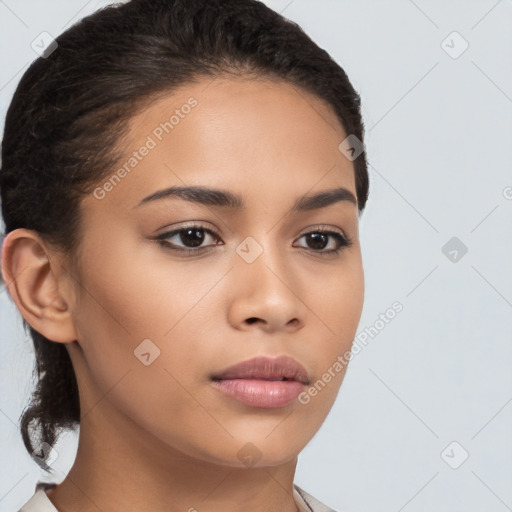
[293,230,352,254]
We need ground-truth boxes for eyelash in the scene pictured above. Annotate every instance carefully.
[154,224,353,257]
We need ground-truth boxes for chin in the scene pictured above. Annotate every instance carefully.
[185,435,306,469]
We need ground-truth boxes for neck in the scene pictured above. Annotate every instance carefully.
[46,390,300,512]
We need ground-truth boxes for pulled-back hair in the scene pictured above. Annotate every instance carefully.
[0,0,369,470]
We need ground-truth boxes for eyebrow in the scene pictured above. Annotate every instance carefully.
[135,185,357,211]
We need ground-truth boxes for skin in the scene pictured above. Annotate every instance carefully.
[2,75,364,512]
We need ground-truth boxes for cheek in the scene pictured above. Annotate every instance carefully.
[70,235,224,407]
[297,258,364,403]
[73,235,187,341]
[308,256,364,344]
[70,252,217,451]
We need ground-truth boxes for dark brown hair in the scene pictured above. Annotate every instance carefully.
[0,0,369,471]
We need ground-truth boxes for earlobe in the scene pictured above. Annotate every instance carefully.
[1,228,78,343]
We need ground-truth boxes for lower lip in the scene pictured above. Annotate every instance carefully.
[211,378,305,408]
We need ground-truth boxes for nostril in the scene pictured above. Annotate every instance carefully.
[246,317,259,324]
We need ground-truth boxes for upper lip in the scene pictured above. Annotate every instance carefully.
[210,356,310,385]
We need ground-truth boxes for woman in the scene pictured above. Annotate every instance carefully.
[1,0,369,510]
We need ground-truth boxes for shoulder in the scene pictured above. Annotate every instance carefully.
[18,483,58,512]
[294,484,340,512]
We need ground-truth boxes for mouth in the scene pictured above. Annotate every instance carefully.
[210,355,310,384]
[212,376,295,381]
[209,355,310,408]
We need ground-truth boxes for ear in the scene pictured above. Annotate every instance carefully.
[1,228,78,343]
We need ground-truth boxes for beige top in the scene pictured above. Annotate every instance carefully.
[19,482,338,512]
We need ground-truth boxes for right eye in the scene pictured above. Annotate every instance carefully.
[155,225,223,254]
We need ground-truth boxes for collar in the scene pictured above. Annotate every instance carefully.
[21,482,321,512]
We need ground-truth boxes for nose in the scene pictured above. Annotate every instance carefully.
[226,241,306,334]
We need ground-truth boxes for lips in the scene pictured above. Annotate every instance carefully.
[210,355,310,385]
[210,356,311,408]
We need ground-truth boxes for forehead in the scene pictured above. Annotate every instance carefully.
[86,75,356,213]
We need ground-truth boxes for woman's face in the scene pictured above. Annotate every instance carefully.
[67,76,364,467]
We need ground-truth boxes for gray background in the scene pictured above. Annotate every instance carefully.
[1,1,511,511]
